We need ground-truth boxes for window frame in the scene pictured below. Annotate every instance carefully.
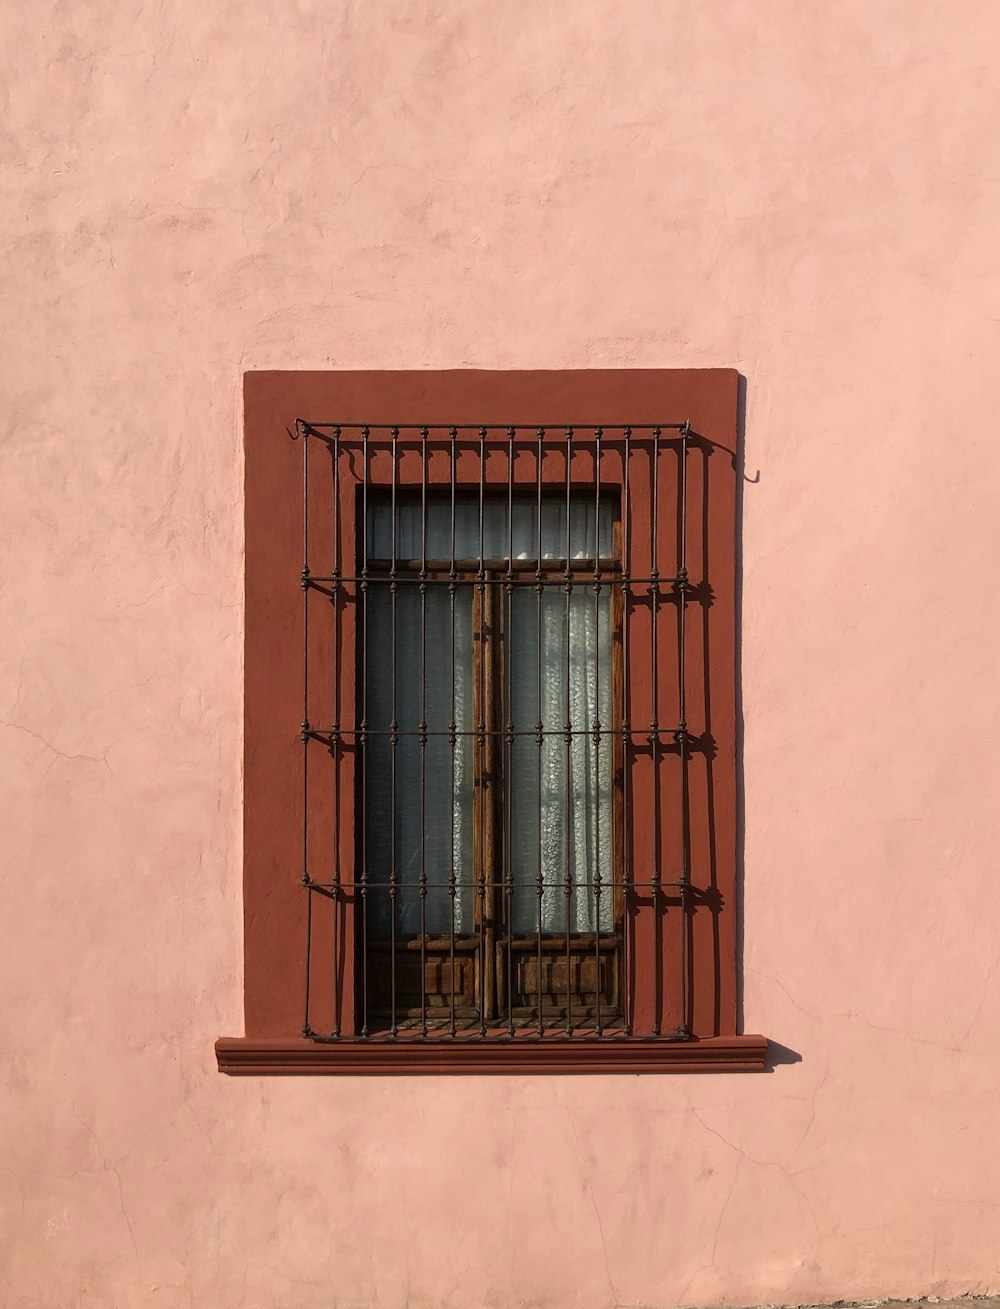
[217,369,766,1074]
[363,498,626,1032]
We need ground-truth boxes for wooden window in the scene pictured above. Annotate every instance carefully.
[363,491,622,1032]
[217,370,767,1074]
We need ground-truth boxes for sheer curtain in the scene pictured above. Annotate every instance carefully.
[365,495,613,938]
[369,497,612,562]
[508,588,613,933]
[366,586,474,934]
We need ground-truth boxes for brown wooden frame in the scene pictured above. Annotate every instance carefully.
[362,542,626,1030]
[365,514,626,1025]
[217,369,767,1074]
[494,554,626,1026]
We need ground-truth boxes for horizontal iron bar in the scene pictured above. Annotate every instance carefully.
[303,1032,689,1045]
[304,878,693,890]
[306,575,686,587]
[307,727,688,740]
[298,421,689,434]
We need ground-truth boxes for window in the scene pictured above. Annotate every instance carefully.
[218,370,766,1073]
[362,487,618,1033]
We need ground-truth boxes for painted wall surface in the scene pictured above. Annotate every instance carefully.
[3,2,1000,1306]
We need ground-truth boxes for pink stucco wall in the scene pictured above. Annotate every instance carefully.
[4,2,1000,1305]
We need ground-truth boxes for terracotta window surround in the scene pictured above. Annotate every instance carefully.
[216,369,767,1075]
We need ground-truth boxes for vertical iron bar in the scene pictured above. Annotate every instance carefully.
[650,424,662,1037]
[593,426,603,1036]
[621,426,632,1035]
[477,425,487,1037]
[535,426,545,1035]
[331,425,342,1037]
[676,417,691,1038]
[448,427,458,1036]
[389,427,399,1038]
[359,425,370,1038]
[563,425,573,1036]
[419,427,429,1036]
[505,425,515,1036]
[301,421,312,1038]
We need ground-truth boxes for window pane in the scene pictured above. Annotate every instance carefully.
[365,586,474,934]
[368,495,614,562]
[508,588,614,933]
[364,492,615,952]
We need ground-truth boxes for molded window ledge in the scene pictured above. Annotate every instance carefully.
[215,1034,769,1075]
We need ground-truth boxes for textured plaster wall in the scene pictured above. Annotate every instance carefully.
[3,2,1000,1306]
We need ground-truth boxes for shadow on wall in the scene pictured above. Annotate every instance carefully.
[735,371,751,1036]
[766,1041,803,1070]
[647,371,783,1052]
[732,375,799,1073]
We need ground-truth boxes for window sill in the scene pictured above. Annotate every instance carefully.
[215,1034,768,1075]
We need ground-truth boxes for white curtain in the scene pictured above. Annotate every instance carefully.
[368,496,612,562]
[365,497,613,937]
[508,588,613,933]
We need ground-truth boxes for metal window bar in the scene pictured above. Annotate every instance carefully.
[563,426,573,1036]
[477,426,487,1037]
[294,421,696,1043]
[534,426,544,1037]
[505,426,515,1036]
[359,424,370,1037]
[449,426,458,1036]
[331,424,342,1037]
[418,428,428,1037]
[593,425,603,1038]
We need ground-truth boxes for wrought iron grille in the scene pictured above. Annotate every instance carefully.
[294,419,700,1044]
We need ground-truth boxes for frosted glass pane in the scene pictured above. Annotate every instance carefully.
[364,492,615,944]
[508,589,614,933]
[365,587,474,934]
[368,495,614,561]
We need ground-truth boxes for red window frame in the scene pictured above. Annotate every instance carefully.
[217,369,766,1073]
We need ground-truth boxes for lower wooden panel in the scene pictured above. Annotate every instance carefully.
[367,941,478,1016]
[215,1033,768,1075]
[514,949,616,1013]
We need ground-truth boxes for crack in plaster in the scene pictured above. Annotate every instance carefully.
[69,1103,141,1272]
[956,945,1000,1046]
[1,718,111,772]
[781,1062,832,1178]
[681,1094,824,1294]
[4,658,114,785]
[564,1104,619,1308]
[119,578,236,612]
[749,967,969,1055]
[506,1107,520,1297]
